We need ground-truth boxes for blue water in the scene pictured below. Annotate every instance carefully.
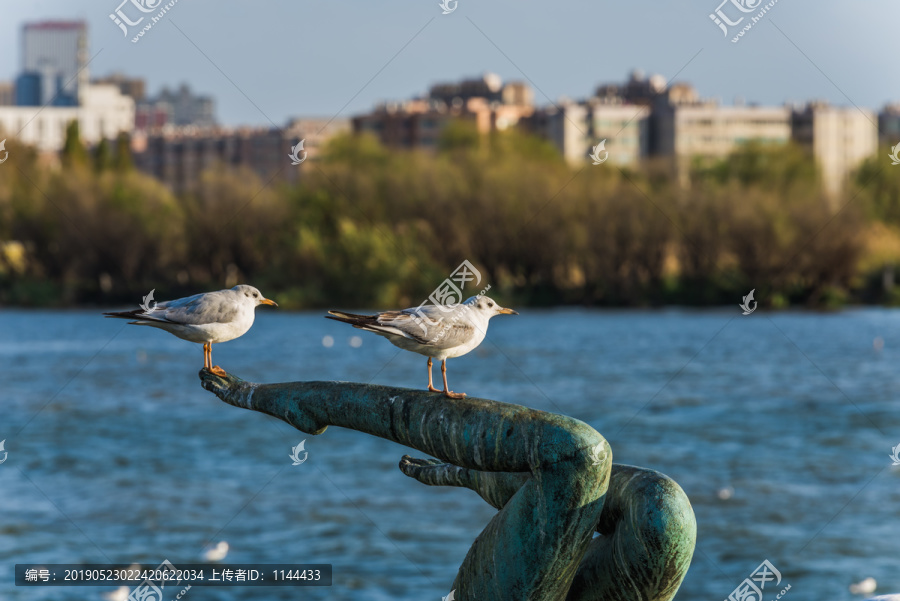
[1,308,899,600]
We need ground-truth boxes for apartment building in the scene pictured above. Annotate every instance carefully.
[352,74,534,149]
[792,102,878,197]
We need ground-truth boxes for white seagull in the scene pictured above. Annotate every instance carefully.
[851,578,878,595]
[104,285,277,376]
[203,541,229,562]
[326,295,517,398]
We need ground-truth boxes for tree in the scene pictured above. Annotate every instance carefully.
[61,120,89,168]
[114,132,134,172]
[93,138,112,173]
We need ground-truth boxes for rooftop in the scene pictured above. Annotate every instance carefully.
[24,21,86,31]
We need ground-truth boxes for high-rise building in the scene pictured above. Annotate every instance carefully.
[0,20,134,151]
[653,88,792,163]
[0,83,135,151]
[18,21,88,106]
[879,104,900,148]
[135,84,217,130]
[0,82,14,106]
[791,102,878,198]
[527,100,650,166]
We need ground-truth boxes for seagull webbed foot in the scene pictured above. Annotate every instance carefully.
[444,390,466,399]
[209,365,228,377]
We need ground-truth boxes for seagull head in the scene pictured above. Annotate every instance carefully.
[466,295,518,319]
[233,285,278,307]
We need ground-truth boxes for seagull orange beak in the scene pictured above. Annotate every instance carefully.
[498,307,518,315]
[260,298,278,307]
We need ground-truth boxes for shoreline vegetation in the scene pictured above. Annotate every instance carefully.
[1,121,899,310]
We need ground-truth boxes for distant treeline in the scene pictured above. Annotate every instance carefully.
[1,120,899,309]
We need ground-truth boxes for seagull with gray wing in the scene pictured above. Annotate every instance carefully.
[326,296,517,399]
[104,285,277,376]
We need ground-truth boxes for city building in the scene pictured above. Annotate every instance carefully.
[653,84,792,170]
[16,21,88,106]
[595,69,667,107]
[525,71,665,166]
[791,102,878,198]
[352,74,534,149]
[354,99,453,148]
[93,72,146,103]
[0,82,14,106]
[0,20,134,152]
[135,84,216,130]
[879,104,900,148]
[0,83,135,151]
[527,100,650,166]
[132,118,349,195]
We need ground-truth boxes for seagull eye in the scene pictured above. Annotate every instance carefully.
[488,302,494,308]
[253,292,258,297]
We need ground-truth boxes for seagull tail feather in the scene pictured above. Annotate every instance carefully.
[325,311,376,329]
[103,309,170,325]
[103,309,146,319]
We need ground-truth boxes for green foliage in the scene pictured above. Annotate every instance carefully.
[692,141,817,191]
[61,120,89,168]
[438,119,481,152]
[855,149,900,224]
[114,132,134,172]
[0,128,881,308]
[93,139,112,173]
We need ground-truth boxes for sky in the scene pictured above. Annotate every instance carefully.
[0,0,898,127]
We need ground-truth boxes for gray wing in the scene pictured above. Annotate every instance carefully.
[377,304,479,348]
[157,290,241,325]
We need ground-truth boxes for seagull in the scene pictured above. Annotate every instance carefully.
[103,285,277,376]
[851,578,878,595]
[326,295,517,399]
[203,541,229,562]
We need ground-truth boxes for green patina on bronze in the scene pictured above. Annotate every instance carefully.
[200,370,696,601]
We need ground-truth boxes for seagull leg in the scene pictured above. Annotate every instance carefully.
[203,343,210,370]
[427,357,441,393]
[208,344,228,377]
[441,359,466,399]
